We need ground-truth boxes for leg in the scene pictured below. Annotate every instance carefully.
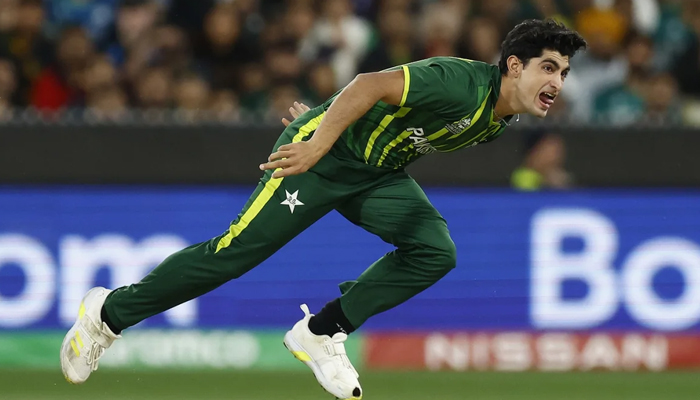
[102,111,331,331]
[335,172,457,329]
[102,167,336,331]
[61,111,337,384]
[289,172,455,400]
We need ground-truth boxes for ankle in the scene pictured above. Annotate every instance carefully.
[100,306,122,335]
[307,298,355,337]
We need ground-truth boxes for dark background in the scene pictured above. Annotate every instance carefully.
[2,125,696,187]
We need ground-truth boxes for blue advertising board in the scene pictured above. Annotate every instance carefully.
[1,186,699,332]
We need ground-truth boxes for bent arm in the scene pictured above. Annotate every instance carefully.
[308,69,405,152]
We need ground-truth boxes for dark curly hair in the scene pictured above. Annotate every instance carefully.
[499,19,587,75]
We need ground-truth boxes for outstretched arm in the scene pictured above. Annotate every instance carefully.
[260,69,405,178]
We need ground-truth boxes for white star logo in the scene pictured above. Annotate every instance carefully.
[280,190,304,213]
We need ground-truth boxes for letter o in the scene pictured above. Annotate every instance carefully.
[0,234,56,327]
[623,237,700,331]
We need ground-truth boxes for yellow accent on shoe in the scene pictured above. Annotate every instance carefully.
[70,339,80,357]
[291,351,311,362]
[75,331,84,348]
[78,303,86,319]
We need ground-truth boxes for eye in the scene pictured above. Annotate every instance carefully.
[543,65,554,73]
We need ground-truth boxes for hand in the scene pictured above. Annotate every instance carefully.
[281,101,311,127]
[259,139,327,179]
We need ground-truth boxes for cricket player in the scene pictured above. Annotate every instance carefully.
[61,19,586,399]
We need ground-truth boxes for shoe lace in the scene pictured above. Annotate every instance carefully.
[86,342,105,371]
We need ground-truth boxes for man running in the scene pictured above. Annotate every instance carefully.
[61,18,586,400]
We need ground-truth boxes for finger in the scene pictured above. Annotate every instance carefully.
[276,143,295,152]
[268,150,292,162]
[299,103,310,112]
[272,166,298,179]
[292,102,306,115]
[259,159,291,171]
[289,106,300,119]
[282,118,291,127]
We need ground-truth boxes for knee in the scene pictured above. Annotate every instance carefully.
[433,237,457,272]
[407,236,456,274]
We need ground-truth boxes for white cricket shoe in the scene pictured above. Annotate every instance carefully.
[60,287,120,384]
[284,304,362,400]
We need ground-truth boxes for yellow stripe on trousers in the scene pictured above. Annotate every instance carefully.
[215,112,326,253]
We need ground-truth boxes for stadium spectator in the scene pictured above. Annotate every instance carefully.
[511,131,572,191]
[304,62,337,105]
[670,1,700,96]
[644,71,681,124]
[83,54,119,97]
[208,89,241,122]
[30,26,94,112]
[0,0,53,106]
[298,0,372,88]
[102,0,160,68]
[564,4,629,122]
[133,66,172,109]
[85,84,128,122]
[0,57,17,117]
[44,0,119,48]
[357,7,417,73]
[0,0,691,127]
[459,16,502,64]
[592,31,654,125]
[173,71,211,121]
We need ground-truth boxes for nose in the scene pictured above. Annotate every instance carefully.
[551,75,563,91]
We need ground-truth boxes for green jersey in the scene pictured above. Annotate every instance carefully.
[322,57,511,169]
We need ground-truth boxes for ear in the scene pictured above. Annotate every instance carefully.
[507,55,522,78]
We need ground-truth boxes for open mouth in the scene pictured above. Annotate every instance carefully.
[538,92,556,109]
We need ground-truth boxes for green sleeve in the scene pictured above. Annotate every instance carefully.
[399,58,480,119]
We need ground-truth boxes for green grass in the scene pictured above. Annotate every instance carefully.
[1,369,699,400]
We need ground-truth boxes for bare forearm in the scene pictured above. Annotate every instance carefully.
[259,70,403,178]
[309,71,404,152]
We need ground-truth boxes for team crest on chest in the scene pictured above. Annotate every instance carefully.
[445,116,472,135]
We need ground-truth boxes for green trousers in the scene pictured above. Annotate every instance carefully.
[103,109,457,331]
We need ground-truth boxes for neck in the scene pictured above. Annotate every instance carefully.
[494,74,519,120]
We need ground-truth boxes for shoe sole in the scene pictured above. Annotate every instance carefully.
[60,287,104,385]
[283,331,361,400]
[60,324,79,384]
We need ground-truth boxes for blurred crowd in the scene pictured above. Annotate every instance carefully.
[0,0,698,127]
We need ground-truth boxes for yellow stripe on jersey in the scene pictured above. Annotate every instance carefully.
[215,112,325,253]
[363,107,411,163]
[424,90,490,143]
[434,88,492,149]
[425,127,449,142]
[443,122,502,152]
[399,65,410,107]
[376,125,417,167]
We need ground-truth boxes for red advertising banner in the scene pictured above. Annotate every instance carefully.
[365,332,700,371]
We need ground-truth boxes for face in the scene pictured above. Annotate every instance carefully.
[0,59,16,97]
[175,77,210,110]
[137,68,171,108]
[118,4,158,47]
[511,50,570,118]
[205,5,239,48]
